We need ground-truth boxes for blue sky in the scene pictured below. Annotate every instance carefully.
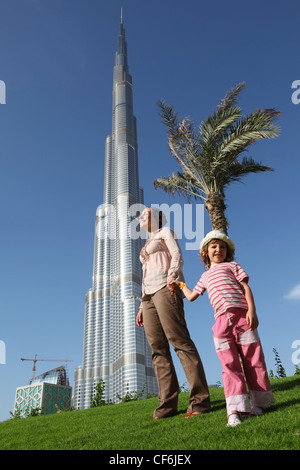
[0,0,299,422]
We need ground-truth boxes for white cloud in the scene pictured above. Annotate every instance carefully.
[284,283,300,301]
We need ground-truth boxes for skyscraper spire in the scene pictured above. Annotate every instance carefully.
[116,12,128,69]
[73,18,157,409]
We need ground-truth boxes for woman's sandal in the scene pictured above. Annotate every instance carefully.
[184,411,201,418]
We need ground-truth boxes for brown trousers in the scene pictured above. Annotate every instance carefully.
[142,286,210,418]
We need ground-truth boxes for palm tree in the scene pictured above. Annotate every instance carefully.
[154,82,280,234]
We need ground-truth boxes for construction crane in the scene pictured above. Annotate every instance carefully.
[20,355,73,384]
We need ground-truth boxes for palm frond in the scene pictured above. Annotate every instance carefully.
[215,108,280,165]
[158,99,180,139]
[219,157,273,191]
[218,82,246,110]
[197,84,246,164]
[154,172,207,201]
[229,157,273,177]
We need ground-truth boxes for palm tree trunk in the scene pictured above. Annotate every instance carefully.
[205,192,229,234]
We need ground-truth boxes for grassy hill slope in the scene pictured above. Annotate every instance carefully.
[0,376,299,450]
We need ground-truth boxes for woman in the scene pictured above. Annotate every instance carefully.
[136,207,210,419]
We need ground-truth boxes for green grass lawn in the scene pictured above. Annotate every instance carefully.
[0,376,299,450]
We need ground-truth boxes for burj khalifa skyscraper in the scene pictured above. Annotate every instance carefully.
[73,16,158,408]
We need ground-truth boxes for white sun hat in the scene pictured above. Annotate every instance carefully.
[200,230,235,254]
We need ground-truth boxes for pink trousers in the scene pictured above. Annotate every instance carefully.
[212,309,274,415]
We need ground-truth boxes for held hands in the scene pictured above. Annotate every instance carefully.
[167,279,199,302]
[167,278,180,295]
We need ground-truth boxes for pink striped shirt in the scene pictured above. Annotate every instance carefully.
[194,262,249,318]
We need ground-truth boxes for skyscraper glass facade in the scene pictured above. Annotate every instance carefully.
[73,19,157,409]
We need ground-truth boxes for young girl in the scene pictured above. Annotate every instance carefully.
[168,230,274,427]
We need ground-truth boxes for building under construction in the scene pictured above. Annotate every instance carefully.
[31,365,70,386]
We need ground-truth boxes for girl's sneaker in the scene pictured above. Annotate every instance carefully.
[227,413,242,427]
